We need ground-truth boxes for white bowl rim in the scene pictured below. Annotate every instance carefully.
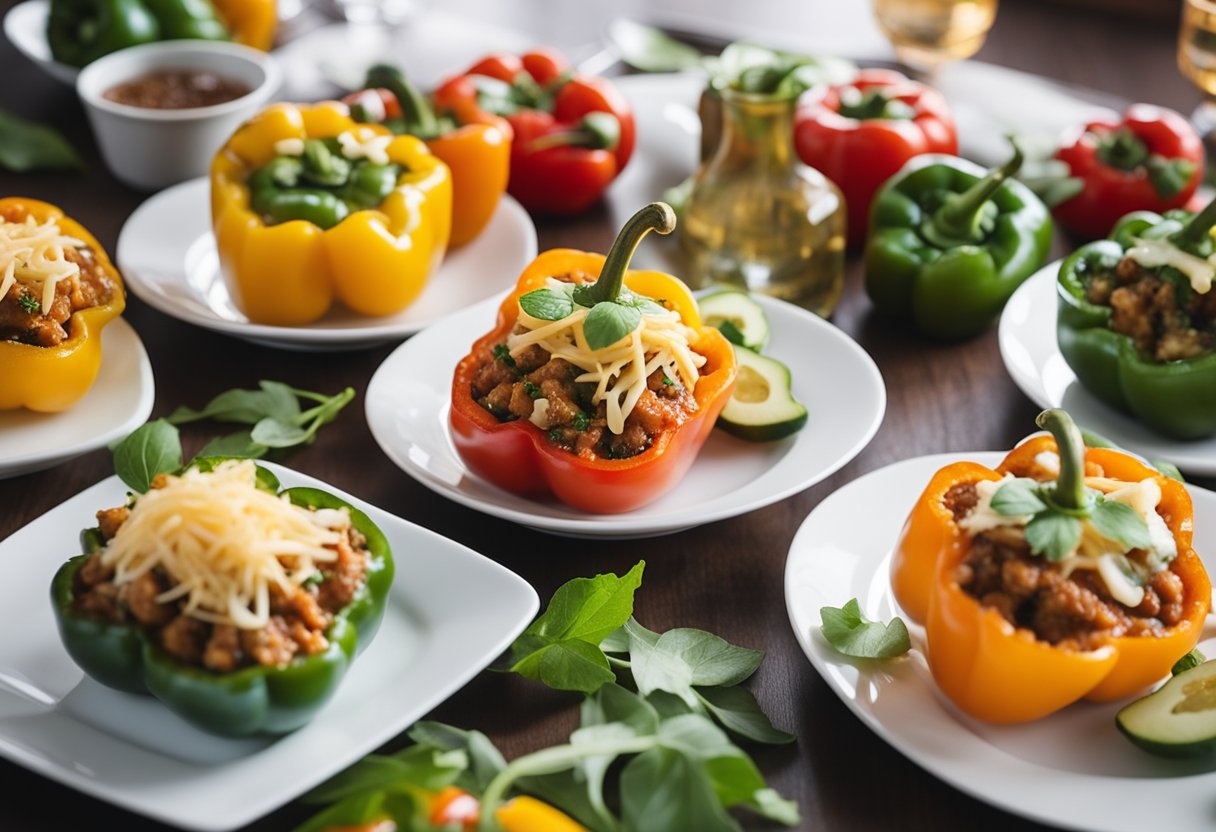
[76,40,280,122]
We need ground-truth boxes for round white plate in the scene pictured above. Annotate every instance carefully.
[116,177,538,351]
[999,262,1216,476]
[4,0,78,85]
[786,451,1216,832]
[365,292,885,538]
[0,318,154,479]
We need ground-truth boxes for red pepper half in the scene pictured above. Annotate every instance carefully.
[794,68,957,247]
[1053,104,1204,240]
[434,48,636,217]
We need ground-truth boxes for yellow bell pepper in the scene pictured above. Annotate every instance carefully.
[211,102,452,326]
[0,198,125,413]
[211,0,277,51]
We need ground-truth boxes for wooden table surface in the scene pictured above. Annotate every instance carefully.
[0,1,1210,830]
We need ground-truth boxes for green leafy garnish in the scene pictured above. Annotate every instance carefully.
[1024,511,1083,562]
[491,343,515,366]
[582,301,642,350]
[112,419,183,493]
[571,411,590,432]
[819,599,911,659]
[519,287,575,321]
[0,109,83,173]
[716,319,747,347]
[523,381,542,399]
[1173,648,1206,676]
[16,293,39,313]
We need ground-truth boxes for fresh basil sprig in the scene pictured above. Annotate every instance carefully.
[0,109,83,173]
[820,598,911,659]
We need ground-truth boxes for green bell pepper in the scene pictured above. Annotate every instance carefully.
[50,480,394,737]
[47,0,227,68]
[1057,199,1216,440]
[864,144,1053,340]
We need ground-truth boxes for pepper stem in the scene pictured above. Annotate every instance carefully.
[924,141,1024,248]
[1095,128,1148,171]
[365,64,440,138]
[1036,409,1087,511]
[1171,194,1216,248]
[581,202,677,304]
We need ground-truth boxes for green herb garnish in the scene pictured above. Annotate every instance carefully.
[519,287,575,321]
[16,293,39,313]
[571,411,589,432]
[820,598,911,659]
[523,381,542,399]
[492,344,515,366]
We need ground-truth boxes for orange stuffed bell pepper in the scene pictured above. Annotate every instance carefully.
[211,102,451,326]
[450,202,736,513]
[892,409,1210,724]
[0,197,125,412]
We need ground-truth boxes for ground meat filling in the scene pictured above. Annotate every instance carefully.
[72,504,370,672]
[1085,255,1216,362]
[471,274,699,460]
[945,481,1185,652]
[0,204,118,347]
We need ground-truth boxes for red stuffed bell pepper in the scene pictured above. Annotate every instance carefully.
[450,203,736,513]
[1053,104,1203,240]
[794,68,957,247]
[434,48,636,216]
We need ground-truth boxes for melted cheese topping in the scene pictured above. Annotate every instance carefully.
[506,279,707,435]
[1126,237,1214,295]
[100,460,349,630]
[0,215,85,313]
[337,129,393,165]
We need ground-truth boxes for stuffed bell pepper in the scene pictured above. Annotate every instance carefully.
[0,197,125,412]
[891,409,1210,724]
[865,142,1052,339]
[794,68,957,248]
[450,202,736,513]
[344,64,511,247]
[211,101,452,326]
[1053,105,1203,241]
[433,48,635,216]
[51,459,393,737]
[1057,199,1216,439]
[48,0,277,67]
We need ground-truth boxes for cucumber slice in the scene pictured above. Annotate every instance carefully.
[699,291,770,351]
[1116,659,1216,758]
[718,346,807,441]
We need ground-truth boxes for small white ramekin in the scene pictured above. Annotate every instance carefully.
[76,40,281,192]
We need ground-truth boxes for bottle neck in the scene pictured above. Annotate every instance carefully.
[713,88,798,169]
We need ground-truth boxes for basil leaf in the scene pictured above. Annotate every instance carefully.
[1173,649,1206,677]
[581,682,660,735]
[510,639,616,694]
[294,791,395,832]
[524,562,645,646]
[1089,498,1152,551]
[0,109,83,172]
[583,301,641,350]
[195,430,267,459]
[169,385,298,426]
[301,745,466,804]
[618,288,667,315]
[989,478,1047,516]
[251,417,311,448]
[820,598,911,659]
[1025,512,1082,561]
[620,747,739,832]
[649,628,764,688]
[694,685,795,745]
[407,721,505,794]
[608,19,704,73]
[112,419,182,493]
[519,287,575,321]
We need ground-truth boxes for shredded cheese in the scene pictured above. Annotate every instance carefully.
[0,215,86,314]
[100,460,350,630]
[1126,237,1214,295]
[337,129,393,165]
[273,137,305,156]
[506,279,707,434]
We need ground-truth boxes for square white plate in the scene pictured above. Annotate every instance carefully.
[0,463,538,831]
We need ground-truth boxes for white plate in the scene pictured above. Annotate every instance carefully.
[999,262,1216,476]
[786,452,1216,832]
[116,177,538,351]
[365,292,885,538]
[3,0,78,85]
[0,462,538,831]
[0,318,154,479]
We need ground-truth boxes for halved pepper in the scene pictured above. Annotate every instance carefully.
[344,65,511,247]
[0,198,126,413]
[891,412,1210,723]
[211,102,451,326]
[864,143,1052,339]
[1057,200,1216,440]
[50,480,394,737]
[449,204,737,514]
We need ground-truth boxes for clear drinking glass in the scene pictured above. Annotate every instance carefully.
[872,0,999,70]
[1179,0,1216,141]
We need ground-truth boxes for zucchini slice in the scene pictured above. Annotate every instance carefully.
[1116,659,1216,758]
[699,291,770,351]
[718,346,807,441]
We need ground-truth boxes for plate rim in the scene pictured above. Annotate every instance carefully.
[4,0,78,83]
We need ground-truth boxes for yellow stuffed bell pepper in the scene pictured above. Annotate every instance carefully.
[0,197,125,412]
[211,102,452,326]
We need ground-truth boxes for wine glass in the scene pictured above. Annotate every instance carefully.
[1179,0,1216,150]
[872,0,1000,72]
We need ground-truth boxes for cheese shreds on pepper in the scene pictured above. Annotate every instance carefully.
[1126,237,1214,295]
[506,279,707,435]
[0,215,85,314]
[100,460,349,630]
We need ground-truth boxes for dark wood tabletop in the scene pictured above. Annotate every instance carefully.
[1,1,1211,830]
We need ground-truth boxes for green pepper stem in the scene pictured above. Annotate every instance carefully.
[583,202,677,304]
[1036,409,1087,511]
[526,112,621,153]
[926,141,1024,247]
[836,87,913,121]
[1095,128,1149,171]
[365,63,440,138]
[1172,194,1216,247]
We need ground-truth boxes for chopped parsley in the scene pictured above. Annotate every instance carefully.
[548,427,565,444]
[524,381,542,399]
[17,293,39,314]
[572,411,590,432]
[492,344,516,367]
[662,375,675,387]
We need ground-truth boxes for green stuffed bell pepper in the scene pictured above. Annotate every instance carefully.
[864,143,1053,339]
[50,460,394,737]
[47,0,228,68]
[1057,199,1216,440]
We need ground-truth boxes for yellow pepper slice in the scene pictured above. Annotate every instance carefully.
[211,0,277,51]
